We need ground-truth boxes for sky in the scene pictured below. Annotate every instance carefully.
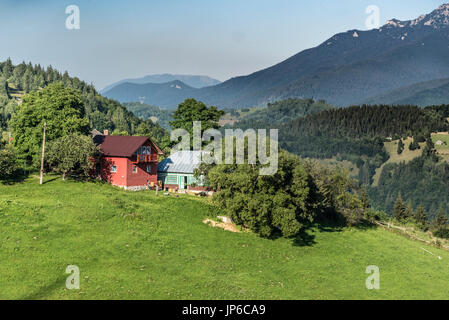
[0,0,447,90]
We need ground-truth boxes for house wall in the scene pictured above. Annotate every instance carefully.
[100,156,158,188]
[126,159,158,187]
[100,157,128,187]
[157,172,204,190]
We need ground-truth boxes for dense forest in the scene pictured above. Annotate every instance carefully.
[0,59,167,143]
[368,146,449,219]
[223,98,333,129]
[224,103,449,186]
[122,102,173,130]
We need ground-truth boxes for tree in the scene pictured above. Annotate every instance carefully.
[393,193,406,221]
[170,99,224,147]
[397,139,404,155]
[404,202,414,221]
[46,134,98,180]
[414,205,428,229]
[409,138,420,151]
[432,207,448,230]
[0,145,17,180]
[10,83,90,163]
[207,150,310,238]
[111,129,130,136]
[422,134,437,159]
[89,110,113,132]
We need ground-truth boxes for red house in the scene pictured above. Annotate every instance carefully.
[94,131,163,190]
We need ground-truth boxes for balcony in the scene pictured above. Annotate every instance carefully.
[135,154,158,163]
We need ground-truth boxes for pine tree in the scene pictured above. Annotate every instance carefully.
[404,202,413,221]
[393,193,406,221]
[423,134,437,159]
[409,137,420,151]
[432,207,448,230]
[414,205,428,229]
[397,139,404,155]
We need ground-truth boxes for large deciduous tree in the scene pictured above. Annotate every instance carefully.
[10,83,90,163]
[170,99,224,144]
[207,150,310,238]
[46,134,98,180]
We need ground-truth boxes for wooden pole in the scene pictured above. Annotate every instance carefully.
[39,121,47,185]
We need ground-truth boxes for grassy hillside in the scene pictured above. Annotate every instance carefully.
[372,138,425,186]
[2,177,449,299]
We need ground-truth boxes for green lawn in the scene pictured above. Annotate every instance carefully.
[2,176,449,299]
[432,134,449,151]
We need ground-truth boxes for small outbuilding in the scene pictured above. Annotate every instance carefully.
[157,151,206,191]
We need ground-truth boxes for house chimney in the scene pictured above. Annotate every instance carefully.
[103,129,109,136]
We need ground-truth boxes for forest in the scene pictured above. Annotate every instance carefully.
[0,59,167,143]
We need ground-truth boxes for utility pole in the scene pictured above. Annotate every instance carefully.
[39,122,47,185]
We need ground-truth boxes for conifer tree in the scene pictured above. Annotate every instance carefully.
[414,205,428,227]
[397,139,404,155]
[393,193,406,221]
[432,207,448,230]
[404,202,413,221]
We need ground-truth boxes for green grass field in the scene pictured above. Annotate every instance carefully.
[432,134,449,151]
[2,176,449,300]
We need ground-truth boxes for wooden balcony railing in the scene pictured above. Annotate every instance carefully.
[135,154,158,163]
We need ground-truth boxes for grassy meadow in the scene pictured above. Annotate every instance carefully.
[372,138,425,186]
[2,176,449,299]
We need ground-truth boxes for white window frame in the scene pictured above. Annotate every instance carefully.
[111,165,117,173]
[132,165,137,173]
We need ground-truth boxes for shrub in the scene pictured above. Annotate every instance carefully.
[433,228,449,239]
[0,145,17,180]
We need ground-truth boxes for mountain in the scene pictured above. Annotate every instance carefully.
[103,80,197,109]
[0,59,168,143]
[103,4,449,109]
[362,77,449,106]
[101,74,221,93]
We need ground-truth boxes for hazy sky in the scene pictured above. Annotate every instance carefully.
[0,0,446,90]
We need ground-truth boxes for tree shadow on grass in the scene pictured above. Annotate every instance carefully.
[42,176,60,184]
[20,276,66,300]
[0,174,27,185]
[292,228,316,247]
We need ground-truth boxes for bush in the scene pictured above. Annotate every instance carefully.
[0,145,17,180]
[433,228,449,239]
[364,209,388,222]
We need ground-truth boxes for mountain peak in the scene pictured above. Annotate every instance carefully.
[385,3,449,29]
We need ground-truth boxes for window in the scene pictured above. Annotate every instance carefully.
[146,165,151,173]
[132,166,137,173]
[111,165,117,173]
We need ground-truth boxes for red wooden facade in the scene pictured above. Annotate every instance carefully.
[94,133,163,189]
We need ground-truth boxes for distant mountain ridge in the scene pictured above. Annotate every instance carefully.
[103,3,449,109]
[363,77,449,106]
[101,74,221,93]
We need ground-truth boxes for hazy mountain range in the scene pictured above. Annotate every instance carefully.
[103,4,449,109]
[101,74,221,93]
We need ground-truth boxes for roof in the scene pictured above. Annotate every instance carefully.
[91,129,102,137]
[158,151,205,174]
[95,135,163,157]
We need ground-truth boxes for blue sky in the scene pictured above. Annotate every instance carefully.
[0,0,446,89]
